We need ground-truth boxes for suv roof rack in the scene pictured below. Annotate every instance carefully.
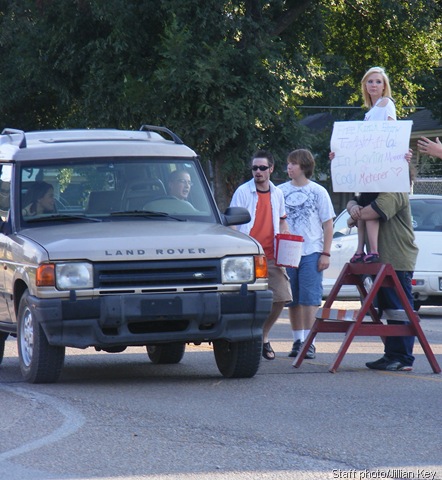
[139,125,183,145]
[1,128,27,148]
[1,126,184,148]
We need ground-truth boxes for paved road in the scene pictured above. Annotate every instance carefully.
[1,303,441,480]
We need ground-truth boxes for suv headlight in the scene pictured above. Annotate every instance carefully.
[221,256,255,283]
[56,262,93,290]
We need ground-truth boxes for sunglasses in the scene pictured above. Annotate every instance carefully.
[252,165,270,171]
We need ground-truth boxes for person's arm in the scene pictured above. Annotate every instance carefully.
[279,218,290,234]
[318,218,333,271]
[347,198,362,221]
[358,204,381,221]
[347,197,380,223]
[322,218,333,254]
[417,136,442,159]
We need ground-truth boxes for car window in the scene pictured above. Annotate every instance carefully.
[411,198,442,232]
[333,210,357,238]
[0,164,11,222]
[19,158,215,224]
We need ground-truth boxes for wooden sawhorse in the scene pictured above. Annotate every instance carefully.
[293,262,441,373]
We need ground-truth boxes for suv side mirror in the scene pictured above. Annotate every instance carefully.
[222,206,251,226]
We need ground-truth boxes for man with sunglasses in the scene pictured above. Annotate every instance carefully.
[230,150,292,361]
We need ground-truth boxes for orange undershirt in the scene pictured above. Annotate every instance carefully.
[250,190,275,260]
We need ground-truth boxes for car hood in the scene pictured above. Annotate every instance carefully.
[19,221,261,261]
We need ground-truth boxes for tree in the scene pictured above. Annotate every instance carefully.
[147,1,316,207]
[316,0,442,117]
[279,0,442,182]
[1,0,441,208]
[1,0,316,208]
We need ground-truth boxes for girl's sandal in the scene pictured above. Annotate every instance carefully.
[363,253,380,263]
[262,342,275,360]
[350,252,365,263]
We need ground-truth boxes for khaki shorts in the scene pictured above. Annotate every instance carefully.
[267,259,292,303]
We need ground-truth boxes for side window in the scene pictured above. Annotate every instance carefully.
[0,165,12,222]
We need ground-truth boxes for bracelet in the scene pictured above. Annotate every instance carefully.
[321,252,331,257]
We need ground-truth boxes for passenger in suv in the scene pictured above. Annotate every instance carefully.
[22,181,56,216]
[168,170,193,201]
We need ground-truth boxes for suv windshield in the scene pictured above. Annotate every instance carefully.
[19,158,215,224]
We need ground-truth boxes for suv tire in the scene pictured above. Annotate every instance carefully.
[17,290,65,383]
[147,343,186,364]
[213,337,262,378]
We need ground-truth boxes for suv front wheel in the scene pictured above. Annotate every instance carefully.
[213,337,262,378]
[17,290,65,383]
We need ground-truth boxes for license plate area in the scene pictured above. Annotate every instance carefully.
[141,298,183,317]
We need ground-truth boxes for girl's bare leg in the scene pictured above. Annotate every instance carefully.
[365,219,379,253]
[355,219,366,253]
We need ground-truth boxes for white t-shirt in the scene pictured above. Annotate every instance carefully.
[364,97,396,121]
[277,181,335,256]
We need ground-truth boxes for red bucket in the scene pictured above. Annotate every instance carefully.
[275,233,304,268]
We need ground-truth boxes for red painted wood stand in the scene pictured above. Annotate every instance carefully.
[293,262,441,373]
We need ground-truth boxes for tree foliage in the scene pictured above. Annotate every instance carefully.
[0,0,441,207]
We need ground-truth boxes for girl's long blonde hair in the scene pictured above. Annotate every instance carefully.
[361,66,393,108]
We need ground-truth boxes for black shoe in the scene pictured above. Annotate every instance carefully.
[305,343,316,359]
[288,339,303,358]
[366,356,413,371]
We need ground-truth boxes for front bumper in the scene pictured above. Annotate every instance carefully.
[31,290,273,348]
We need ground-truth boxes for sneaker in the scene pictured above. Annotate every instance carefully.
[363,253,380,264]
[350,252,365,263]
[288,339,302,358]
[305,343,316,359]
[366,356,413,371]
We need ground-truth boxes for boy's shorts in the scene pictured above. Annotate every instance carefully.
[267,259,292,304]
[286,252,323,306]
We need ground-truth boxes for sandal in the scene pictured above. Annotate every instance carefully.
[350,252,365,263]
[363,252,380,263]
[262,342,275,360]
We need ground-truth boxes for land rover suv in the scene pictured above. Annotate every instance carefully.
[0,126,272,383]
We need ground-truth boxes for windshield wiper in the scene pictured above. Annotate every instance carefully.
[25,214,102,223]
[110,210,186,221]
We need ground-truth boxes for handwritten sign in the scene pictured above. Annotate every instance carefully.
[330,120,412,193]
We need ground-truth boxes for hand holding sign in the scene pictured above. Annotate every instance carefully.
[330,120,412,193]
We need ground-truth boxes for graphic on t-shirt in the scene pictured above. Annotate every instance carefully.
[283,189,318,234]
[278,181,335,257]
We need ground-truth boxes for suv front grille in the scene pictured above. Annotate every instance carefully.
[95,259,221,289]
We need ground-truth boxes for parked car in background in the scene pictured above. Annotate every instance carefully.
[323,194,442,310]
